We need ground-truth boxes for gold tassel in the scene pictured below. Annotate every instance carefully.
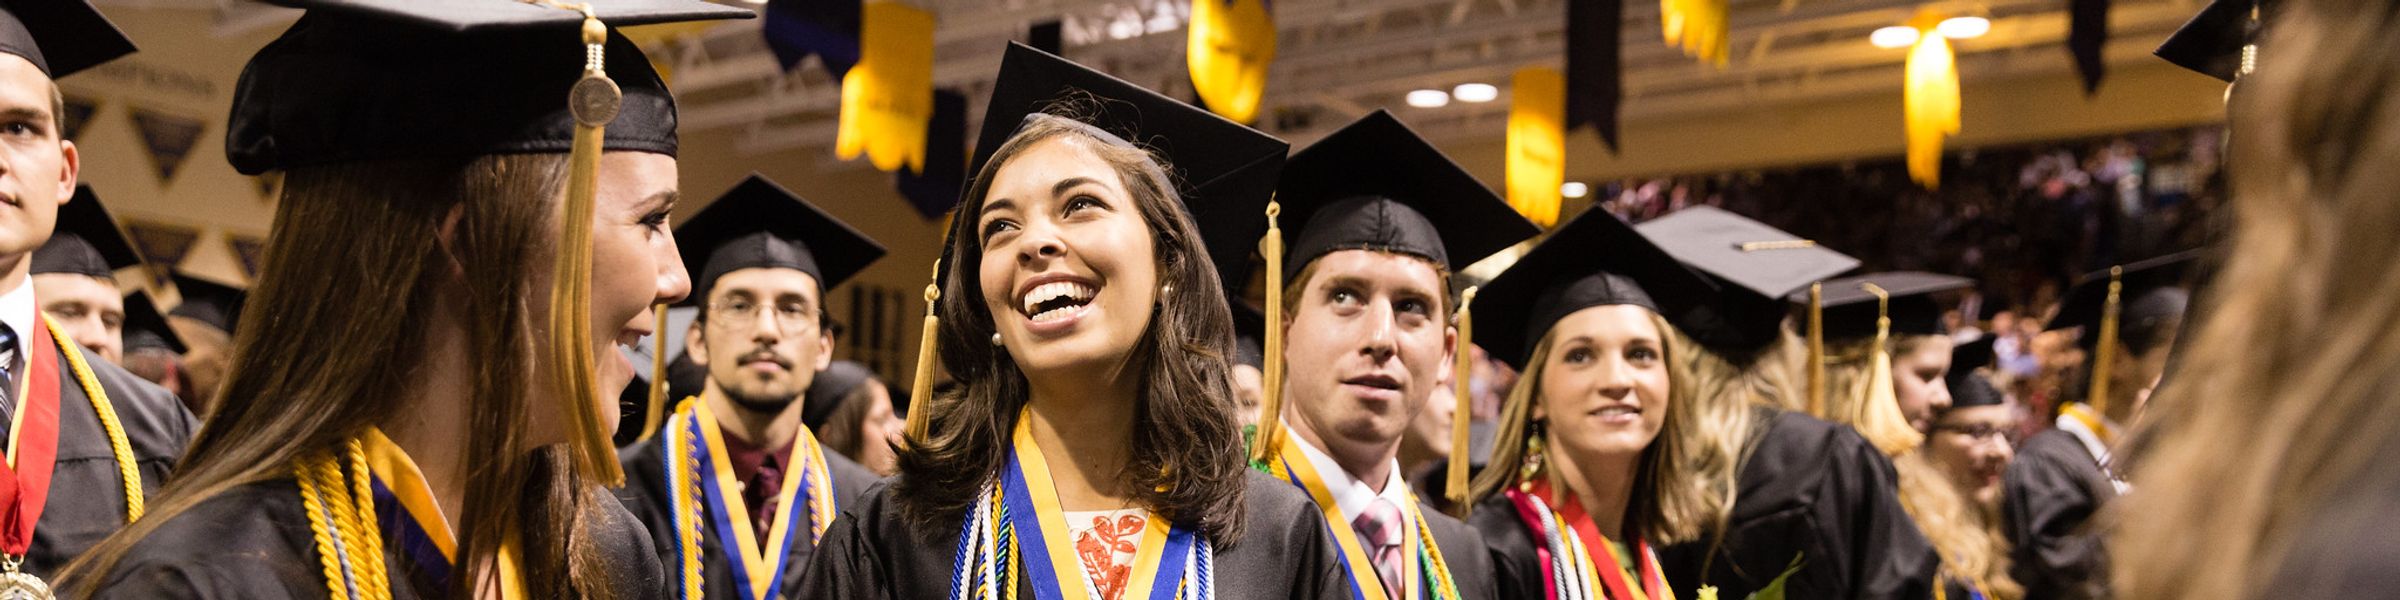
[1807,282,1826,416]
[634,304,670,444]
[2088,266,2123,419]
[1446,286,1478,517]
[905,258,942,442]
[1903,12,1961,190]
[1251,199,1287,464]
[550,7,625,484]
[1860,283,1925,456]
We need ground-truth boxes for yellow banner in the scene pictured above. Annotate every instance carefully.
[836,2,935,173]
[1660,0,1729,66]
[1187,0,1276,124]
[1507,67,1566,228]
[1903,26,1959,190]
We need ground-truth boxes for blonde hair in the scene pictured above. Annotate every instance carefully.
[1896,452,2023,600]
[1471,312,1751,544]
[2113,2,2400,598]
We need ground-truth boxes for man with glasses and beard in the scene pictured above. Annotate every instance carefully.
[617,174,887,600]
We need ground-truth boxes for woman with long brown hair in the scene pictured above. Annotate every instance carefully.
[2114,0,2400,596]
[797,44,1344,600]
[57,1,746,597]
[1461,208,1740,600]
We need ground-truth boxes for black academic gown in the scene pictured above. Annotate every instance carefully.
[795,470,1353,599]
[1469,494,1545,599]
[615,433,883,598]
[23,345,193,578]
[83,479,668,599]
[1419,504,1498,600]
[2002,429,2114,600]
[2265,436,2400,597]
[1656,409,1938,600]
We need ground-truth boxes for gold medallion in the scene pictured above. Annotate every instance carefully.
[0,558,49,600]
[571,73,622,127]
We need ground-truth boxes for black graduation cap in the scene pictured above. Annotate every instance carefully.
[1276,109,1539,278]
[1634,206,1860,359]
[1945,334,2004,409]
[677,173,887,305]
[803,360,877,431]
[958,42,1287,295]
[1474,207,1718,370]
[121,290,185,355]
[2155,0,2266,83]
[32,185,140,278]
[1230,301,1265,368]
[224,0,753,175]
[0,0,136,78]
[2044,250,2201,347]
[167,271,247,335]
[1796,272,1974,341]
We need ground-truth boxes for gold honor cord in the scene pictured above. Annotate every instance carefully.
[904,258,941,441]
[1252,199,1287,464]
[1446,286,1477,518]
[47,318,142,522]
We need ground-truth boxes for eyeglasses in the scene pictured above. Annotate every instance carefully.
[1932,422,2019,445]
[707,298,817,333]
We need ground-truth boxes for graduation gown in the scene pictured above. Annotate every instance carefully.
[1469,494,1547,599]
[1656,409,1937,600]
[795,470,1353,599]
[2265,436,2400,597]
[81,479,668,599]
[615,431,883,597]
[2002,428,2114,600]
[24,343,195,578]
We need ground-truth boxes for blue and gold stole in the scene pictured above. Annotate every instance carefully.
[661,397,837,600]
[951,408,1211,600]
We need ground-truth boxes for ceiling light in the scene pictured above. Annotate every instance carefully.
[1936,16,1990,39]
[1406,89,1451,108]
[1561,182,1590,199]
[1871,25,1922,49]
[1452,83,1499,103]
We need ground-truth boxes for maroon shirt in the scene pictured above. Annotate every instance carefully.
[717,425,797,546]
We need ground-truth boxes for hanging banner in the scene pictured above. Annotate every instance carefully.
[835,1,935,173]
[128,106,205,188]
[1187,0,1275,124]
[1661,0,1730,66]
[227,235,270,280]
[253,172,283,203]
[896,88,967,220]
[59,95,97,142]
[764,0,863,76]
[1507,67,1566,228]
[123,220,199,282]
[1566,0,1623,153]
[1904,16,1960,190]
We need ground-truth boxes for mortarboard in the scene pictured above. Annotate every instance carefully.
[2155,0,2268,83]
[122,290,185,355]
[803,360,877,431]
[167,271,247,336]
[2046,249,2200,416]
[677,173,886,305]
[1474,207,1718,371]
[1275,109,1539,278]
[1796,272,1974,341]
[902,41,1288,440]
[1634,205,1860,360]
[1230,301,1265,369]
[0,0,136,78]
[225,0,753,175]
[32,185,141,278]
[1945,334,2003,409]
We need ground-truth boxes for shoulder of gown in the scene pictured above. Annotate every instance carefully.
[70,344,196,462]
[2002,428,2112,600]
[2267,437,2400,597]
[823,448,884,509]
[1657,410,1936,600]
[1414,501,1496,600]
[81,480,325,600]
[1465,493,1543,600]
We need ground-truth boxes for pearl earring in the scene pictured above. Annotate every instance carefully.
[991,332,1004,347]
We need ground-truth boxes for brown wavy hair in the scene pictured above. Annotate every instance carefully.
[2114,1,2400,598]
[891,108,1249,542]
[61,156,626,599]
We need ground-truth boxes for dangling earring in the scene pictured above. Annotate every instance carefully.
[1161,284,1173,296]
[991,332,1004,347]
[1518,421,1546,493]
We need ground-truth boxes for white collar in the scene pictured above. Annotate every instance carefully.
[1285,428,1414,521]
[2053,411,2129,492]
[0,275,35,356]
